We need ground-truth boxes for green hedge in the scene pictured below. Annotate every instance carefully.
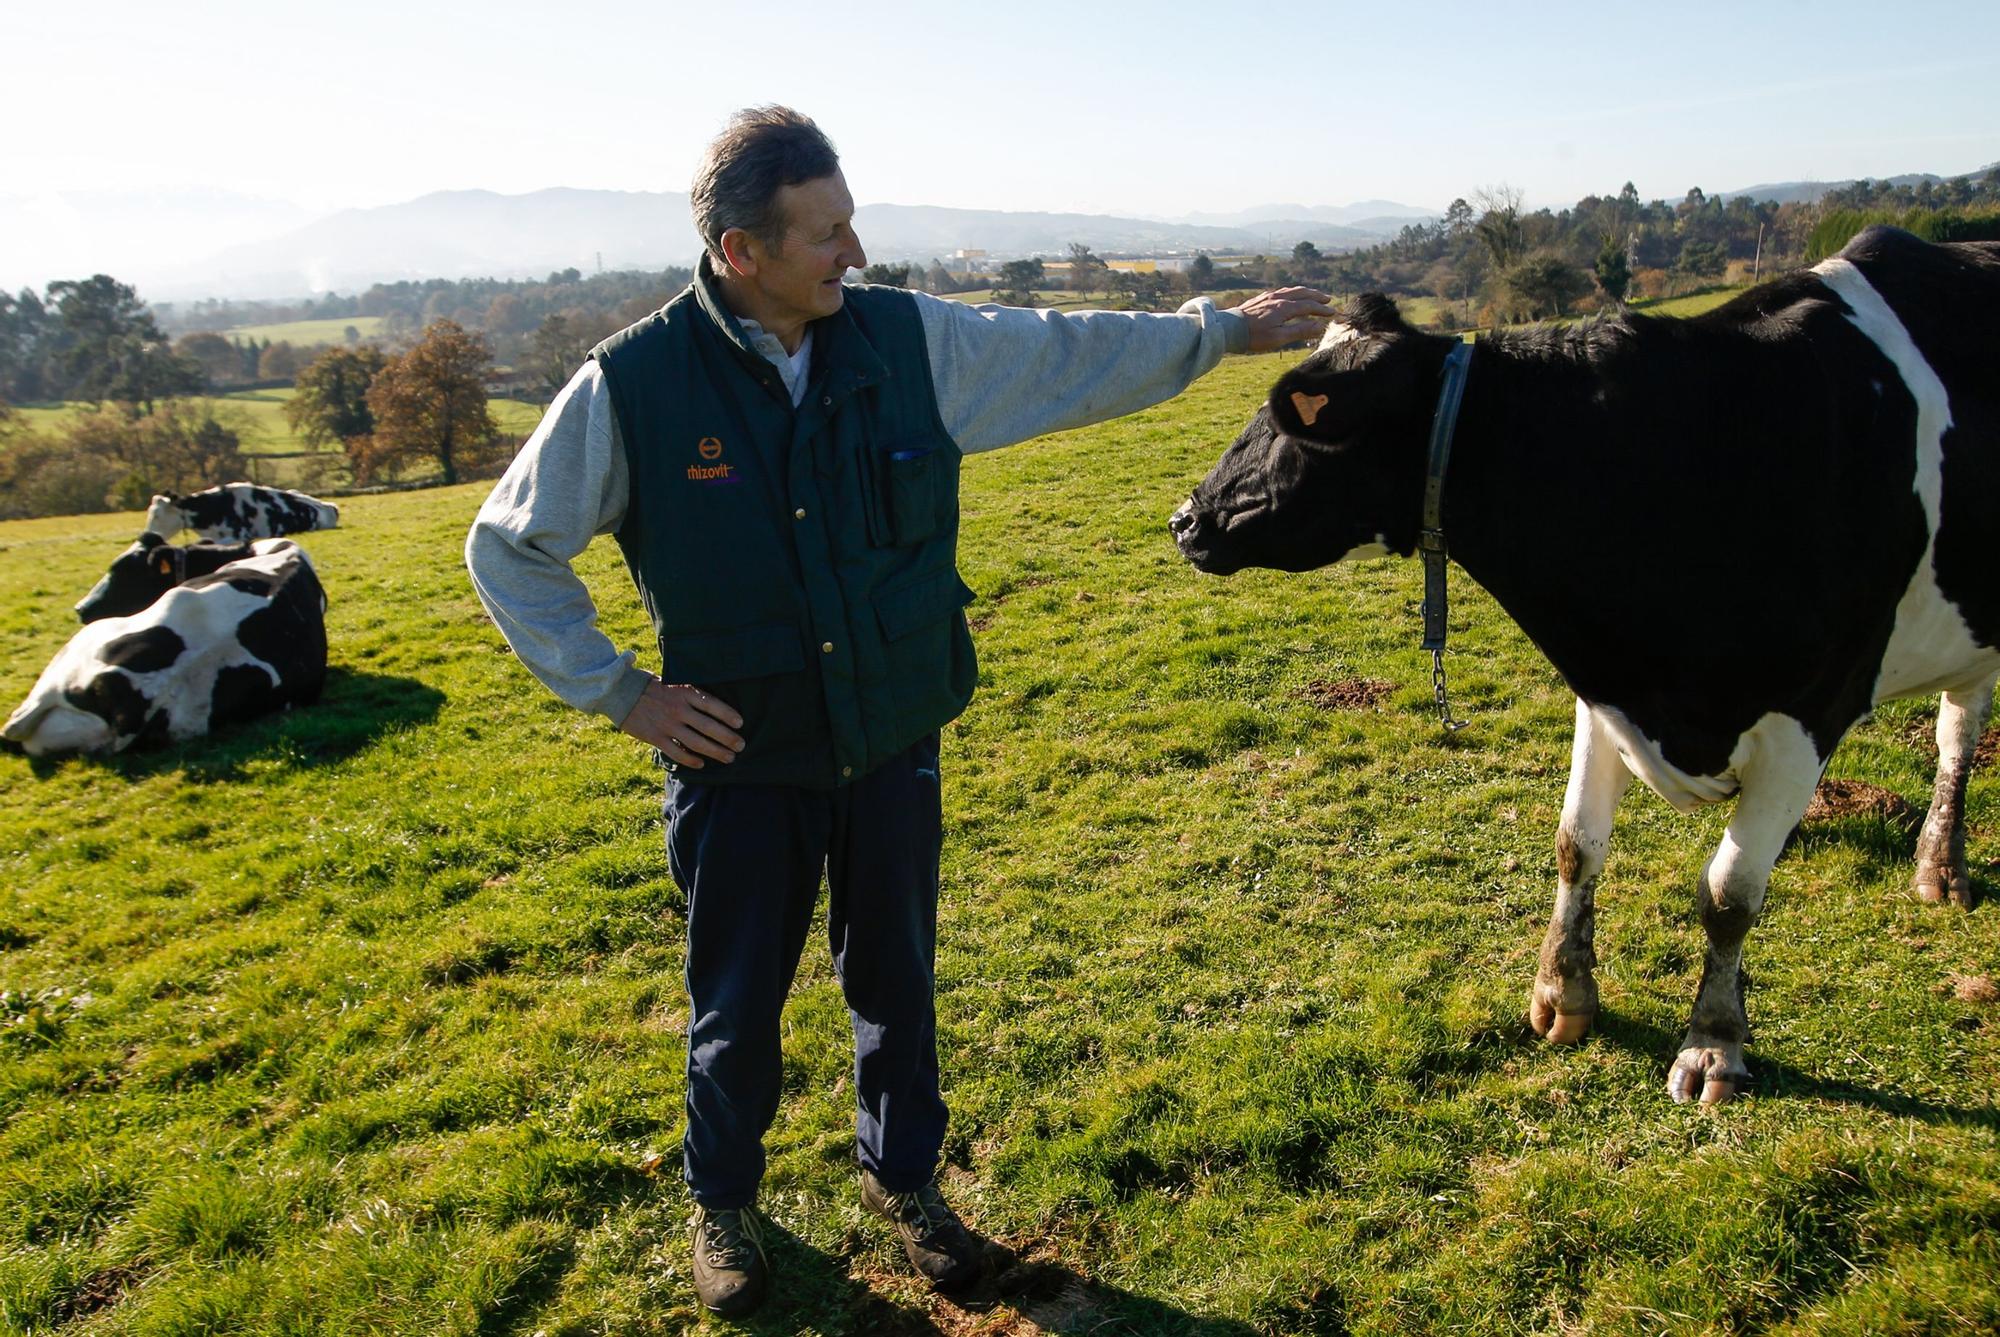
[1807,207,2000,262]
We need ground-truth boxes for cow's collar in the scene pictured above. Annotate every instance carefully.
[1418,339,1474,730]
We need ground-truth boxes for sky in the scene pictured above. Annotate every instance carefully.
[3,0,1997,292]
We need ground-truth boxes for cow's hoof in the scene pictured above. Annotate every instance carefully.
[1915,864,1976,910]
[1528,992,1594,1044]
[1667,1047,1749,1106]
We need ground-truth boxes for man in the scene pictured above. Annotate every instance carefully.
[465,105,1332,1316]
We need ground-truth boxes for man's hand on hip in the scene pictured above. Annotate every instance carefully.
[1236,287,1339,353]
[620,678,745,768]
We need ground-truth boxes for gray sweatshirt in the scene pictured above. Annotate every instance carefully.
[464,290,1249,727]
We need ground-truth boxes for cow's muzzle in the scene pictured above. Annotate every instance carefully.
[1169,500,1241,574]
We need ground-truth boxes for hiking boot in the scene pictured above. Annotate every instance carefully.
[859,1169,983,1291]
[690,1202,769,1316]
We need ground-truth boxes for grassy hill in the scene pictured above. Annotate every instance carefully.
[220,317,389,347]
[0,351,1995,1334]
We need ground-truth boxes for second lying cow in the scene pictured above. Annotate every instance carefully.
[4,540,328,757]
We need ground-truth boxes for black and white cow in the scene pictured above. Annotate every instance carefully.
[4,541,327,757]
[75,533,262,623]
[1172,226,1998,1105]
[144,483,339,542]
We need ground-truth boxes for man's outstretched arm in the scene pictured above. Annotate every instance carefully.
[915,286,1334,454]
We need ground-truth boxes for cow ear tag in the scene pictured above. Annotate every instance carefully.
[1290,391,1329,427]
[157,554,175,575]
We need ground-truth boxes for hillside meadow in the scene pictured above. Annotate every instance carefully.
[0,348,1996,1335]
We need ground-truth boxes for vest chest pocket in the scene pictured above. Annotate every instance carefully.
[864,435,959,547]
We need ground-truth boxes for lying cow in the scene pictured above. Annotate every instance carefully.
[144,483,339,542]
[4,540,327,757]
[1172,226,1998,1105]
[76,533,263,623]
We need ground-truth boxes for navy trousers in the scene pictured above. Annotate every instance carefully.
[665,733,948,1210]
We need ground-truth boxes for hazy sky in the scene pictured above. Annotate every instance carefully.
[4,0,1996,289]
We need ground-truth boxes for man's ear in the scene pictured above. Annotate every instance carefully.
[717,228,761,279]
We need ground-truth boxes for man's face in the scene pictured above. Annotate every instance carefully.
[744,170,867,328]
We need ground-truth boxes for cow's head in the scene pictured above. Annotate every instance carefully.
[143,493,187,541]
[1172,294,1458,575]
[75,533,185,623]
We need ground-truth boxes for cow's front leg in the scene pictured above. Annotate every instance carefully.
[1914,675,1995,910]
[1671,718,1821,1105]
[1531,699,1633,1044]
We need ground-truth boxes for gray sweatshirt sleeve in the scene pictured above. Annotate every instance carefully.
[913,291,1250,454]
[463,360,653,726]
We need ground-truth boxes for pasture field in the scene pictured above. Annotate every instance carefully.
[219,317,388,347]
[1,350,1997,1335]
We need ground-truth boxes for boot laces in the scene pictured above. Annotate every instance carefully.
[887,1183,956,1240]
[696,1205,765,1269]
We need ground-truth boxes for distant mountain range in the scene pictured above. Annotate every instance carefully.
[144,190,1443,301]
[1718,172,1947,205]
[29,164,1993,303]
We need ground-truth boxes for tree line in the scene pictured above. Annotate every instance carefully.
[0,267,511,519]
[1238,170,2000,328]
[162,268,695,390]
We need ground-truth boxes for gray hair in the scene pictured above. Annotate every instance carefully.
[690,106,841,265]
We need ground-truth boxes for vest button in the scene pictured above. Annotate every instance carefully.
[794,507,806,520]
[822,395,832,407]
[841,766,853,778]
[821,641,834,654]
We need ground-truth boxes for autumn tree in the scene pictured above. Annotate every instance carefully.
[175,332,243,389]
[288,344,388,452]
[361,320,500,486]
[257,341,305,381]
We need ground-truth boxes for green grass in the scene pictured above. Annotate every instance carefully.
[220,316,388,347]
[1,353,1996,1334]
[1632,286,1749,318]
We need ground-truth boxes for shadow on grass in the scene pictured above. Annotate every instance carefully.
[1587,1011,2000,1132]
[18,666,446,783]
[725,1219,1260,1336]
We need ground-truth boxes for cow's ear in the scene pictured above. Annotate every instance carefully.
[1269,362,1352,441]
[138,532,163,548]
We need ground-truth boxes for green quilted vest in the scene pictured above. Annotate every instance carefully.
[592,260,975,788]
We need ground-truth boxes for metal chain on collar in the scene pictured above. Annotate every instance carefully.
[1420,341,1476,734]
[1430,647,1468,732]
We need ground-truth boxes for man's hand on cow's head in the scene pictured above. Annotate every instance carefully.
[1236,287,1338,353]
[620,678,745,768]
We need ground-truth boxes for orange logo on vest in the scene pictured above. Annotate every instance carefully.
[688,436,737,483]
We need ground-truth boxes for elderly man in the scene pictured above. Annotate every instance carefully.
[465,105,1331,1315]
